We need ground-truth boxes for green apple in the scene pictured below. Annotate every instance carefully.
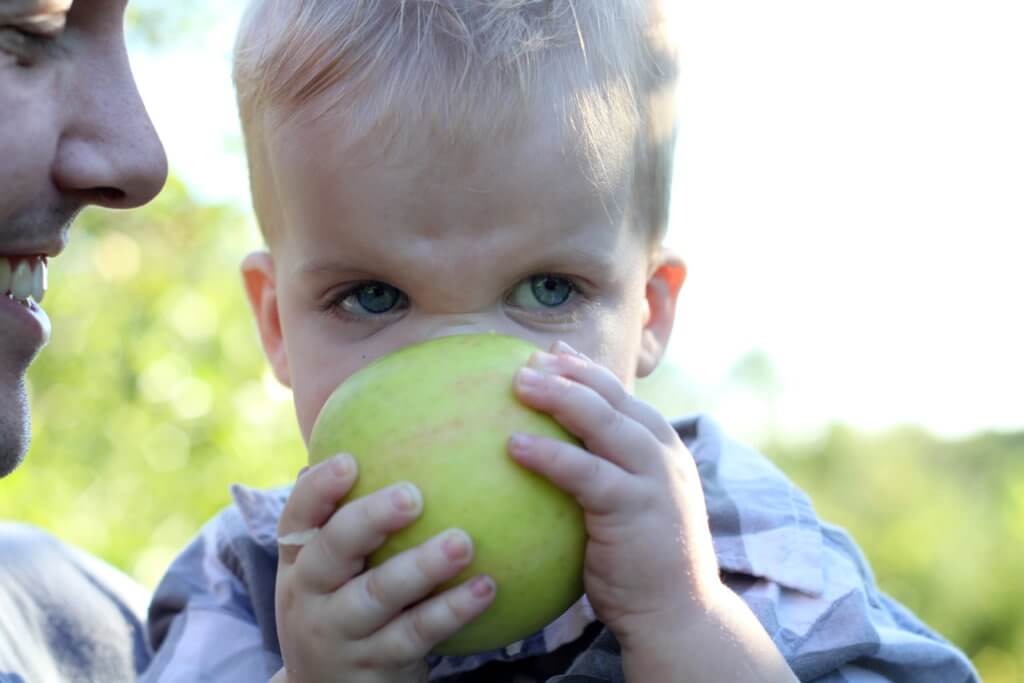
[308,333,587,656]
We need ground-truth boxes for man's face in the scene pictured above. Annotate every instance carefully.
[243,103,684,443]
[0,0,168,475]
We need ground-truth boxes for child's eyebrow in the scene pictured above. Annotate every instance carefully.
[295,256,378,278]
[297,259,349,276]
[294,245,622,281]
[536,246,621,276]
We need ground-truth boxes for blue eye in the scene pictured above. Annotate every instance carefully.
[509,275,575,309]
[337,282,405,315]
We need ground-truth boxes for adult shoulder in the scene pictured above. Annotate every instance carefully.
[0,522,151,682]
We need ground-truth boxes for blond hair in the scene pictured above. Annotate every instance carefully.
[233,0,678,245]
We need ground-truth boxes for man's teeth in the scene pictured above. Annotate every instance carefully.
[0,256,47,305]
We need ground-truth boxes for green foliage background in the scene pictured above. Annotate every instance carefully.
[0,183,1019,680]
[0,181,308,587]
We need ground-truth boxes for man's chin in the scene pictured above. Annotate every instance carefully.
[0,383,31,478]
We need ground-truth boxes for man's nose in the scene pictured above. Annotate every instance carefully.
[51,38,168,209]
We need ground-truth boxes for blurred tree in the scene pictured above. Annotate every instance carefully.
[714,348,784,444]
[727,348,782,397]
[0,177,305,587]
[634,361,701,420]
[126,0,221,47]
[769,426,1024,683]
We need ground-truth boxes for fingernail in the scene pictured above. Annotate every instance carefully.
[392,483,422,512]
[443,530,472,561]
[469,575,495,599]
[508,433,533,455]
[330,454,354,478]
[556,340,590,361]
[516,366,543,388]
[529,351,559,370]
[557,340,579,354]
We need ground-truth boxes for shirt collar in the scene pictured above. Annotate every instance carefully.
[685,415,826,596]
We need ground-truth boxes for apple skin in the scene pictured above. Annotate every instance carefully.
[308,333,587,656]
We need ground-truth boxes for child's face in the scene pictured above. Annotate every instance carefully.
[244,106,685,443]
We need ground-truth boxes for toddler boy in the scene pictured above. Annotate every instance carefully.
[142,2,977,681]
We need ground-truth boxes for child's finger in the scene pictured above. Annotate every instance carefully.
[331,528,477,639]
[277,454,358,565]
[370,574,496,661]
[514,366,657,473]
[508,432,629,514]
[293,482,423,594]
[538,344,679,446]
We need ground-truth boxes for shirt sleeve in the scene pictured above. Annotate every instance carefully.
[686,416,979,683]
[0,523,151,682]
[546,626,623,683]
[139,509,283,683]
[732,523,980,682]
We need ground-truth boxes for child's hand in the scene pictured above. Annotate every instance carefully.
[273,456,496,683]
[511,342,723,635]
[510,342,728,659]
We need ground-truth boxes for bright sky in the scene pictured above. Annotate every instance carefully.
[132,0,1024,441]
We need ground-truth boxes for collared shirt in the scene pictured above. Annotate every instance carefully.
[0,523,151,683]
[140,415,979,682]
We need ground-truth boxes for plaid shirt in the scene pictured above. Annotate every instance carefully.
[140,415,978,682]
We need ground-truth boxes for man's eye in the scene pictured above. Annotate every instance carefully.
[508,275,576,309]
[335,282,406,315]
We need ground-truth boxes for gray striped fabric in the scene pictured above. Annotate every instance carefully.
[0,523,151,683]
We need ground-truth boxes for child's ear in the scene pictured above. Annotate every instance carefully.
[241,251,292,388]
[637,249,687,379]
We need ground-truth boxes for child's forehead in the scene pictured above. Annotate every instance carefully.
[269,115,628,234]
[263,104,646,274]
[264,82,636,201]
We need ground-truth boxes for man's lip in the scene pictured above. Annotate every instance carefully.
[0,290,50,345]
